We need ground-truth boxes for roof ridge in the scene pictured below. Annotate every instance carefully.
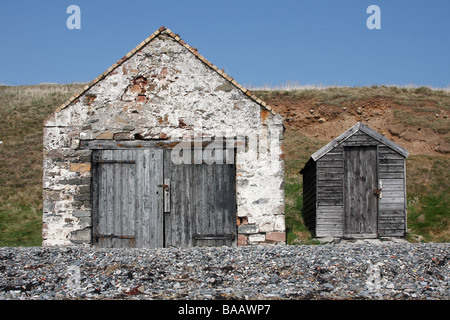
[51,26,274,116]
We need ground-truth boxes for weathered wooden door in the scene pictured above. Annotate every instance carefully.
[92,148,237,248]
[92,149,164,248]
[164,149,237,247]
[343,146,378,238]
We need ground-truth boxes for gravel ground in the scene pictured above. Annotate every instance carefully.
[0,243,449,300]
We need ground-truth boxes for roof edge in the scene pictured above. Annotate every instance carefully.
[46,26,276,124]
[311,122,361,161]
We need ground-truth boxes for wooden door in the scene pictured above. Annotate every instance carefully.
[92,149,163,248]
[163,149,237,247]
[343,146,378,238]
[92,148,237,248]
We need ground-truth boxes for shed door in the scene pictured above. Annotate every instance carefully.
[164,149,237,247]
[343,146,378,238]
[92,148,236,248]
[92,149,164,248]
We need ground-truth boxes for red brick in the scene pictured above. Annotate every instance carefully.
[265,232,286,243]
[237,234,248,246]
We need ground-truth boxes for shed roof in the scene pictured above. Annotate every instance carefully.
[310,122,409,162]
[51,26,275,117]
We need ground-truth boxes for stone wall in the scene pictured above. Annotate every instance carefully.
[43,28,285,247]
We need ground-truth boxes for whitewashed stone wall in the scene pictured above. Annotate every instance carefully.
[43,29,285,247]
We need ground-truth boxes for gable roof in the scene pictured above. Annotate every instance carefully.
[52,26,275,116]
[310,122,409,161]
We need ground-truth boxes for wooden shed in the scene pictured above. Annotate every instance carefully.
[300,122,409,239]
[42,27,285,248]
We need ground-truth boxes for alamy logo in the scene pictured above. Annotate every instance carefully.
[170,130,281,168]
[66,5,81,30]
[366,5,381,30]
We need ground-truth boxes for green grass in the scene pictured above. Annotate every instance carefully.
[284,177,322,245]
[405,155,450,242]
[0,206,42,246]
[407,194,449,243]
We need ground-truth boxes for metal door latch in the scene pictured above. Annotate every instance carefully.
[159,179,170,213]
[373,180,382,199]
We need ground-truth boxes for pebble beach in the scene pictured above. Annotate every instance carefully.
[0,243,449,300]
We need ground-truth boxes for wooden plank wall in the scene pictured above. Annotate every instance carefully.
[316,146,344,237]
[302,160,317,236]
[377,145,406,237]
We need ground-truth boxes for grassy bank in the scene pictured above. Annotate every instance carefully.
[0,84,86,246]
[0,84,448,246]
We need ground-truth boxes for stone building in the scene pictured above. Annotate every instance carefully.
[43,27,285,247]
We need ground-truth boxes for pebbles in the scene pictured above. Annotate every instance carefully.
[0,243,449,300]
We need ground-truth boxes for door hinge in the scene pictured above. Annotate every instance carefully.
[193,234,235,241]
[93,160,136,164]
[96,234,135,240]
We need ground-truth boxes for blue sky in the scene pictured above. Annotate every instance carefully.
[1,0,449,88]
